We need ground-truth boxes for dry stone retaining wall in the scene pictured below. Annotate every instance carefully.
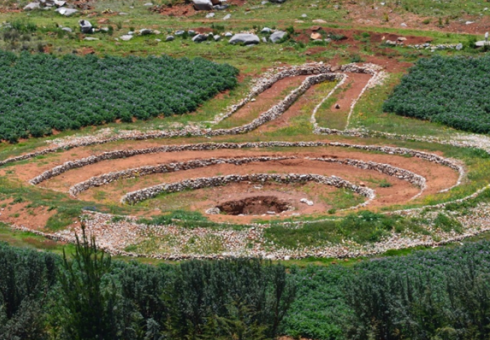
[121,173,376,206]
[30,141,462,189]
[69,156,296,197]
[309,157,427,196]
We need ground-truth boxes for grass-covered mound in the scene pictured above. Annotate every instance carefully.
[0,51,238,142]
[383,56,490,134]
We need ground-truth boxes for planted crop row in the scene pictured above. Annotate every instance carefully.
[383,56,490,134]
[0,51,238,142]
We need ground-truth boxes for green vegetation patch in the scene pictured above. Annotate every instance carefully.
[383,56,490,134]
[0,51,238,142]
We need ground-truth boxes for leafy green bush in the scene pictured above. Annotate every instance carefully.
[383,56,490,134]
[0,51,238,142]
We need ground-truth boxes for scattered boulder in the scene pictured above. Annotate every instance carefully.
[213,35,221,41]
[300,198,314,206]
[166,35,174,41]
[143,2,153,6]
[476,41,490,47]
[261,27,272,34]
[54,0,66,6]
[269,30,286,43]
[188,30,196,36]
[24,2,41,10]
[310,32,322,40]
[193,0,213,10]
[312,19,327,23]
[270,0,286,3]
[139,28,153,35]
[225,31,233,37]
[56,7,78,16]
[61,27,72,33]
[456,43,463,50]
[120,35,133,41]
[84,37,98,41]
[223,14,231,20]
[192,34,208,42]
[205,207,220,215]
[206,12,215,18]
[79,20,94,34]
[229,33,260,45]
[214,4,228,10]
[175,30,185,36]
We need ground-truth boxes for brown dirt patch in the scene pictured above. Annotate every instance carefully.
[0,199,55,230]
[295,27,432,47]
[344,3,490,35]
[330,72,372,114]
[227,75,309,122]
[217,195,291,215]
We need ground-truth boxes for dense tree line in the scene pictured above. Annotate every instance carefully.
[4,229,490,339]
[285,241,490,340]
[0,227,295,339]
[0,51,238,143]
[383,56,490,134]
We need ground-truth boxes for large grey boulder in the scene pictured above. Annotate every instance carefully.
[213,35,221,41]
[192,34,208,43]
[79,20,94,34]
[166,35,175,41]
[270,30,286,43]
[193,0,213,10]
[56,7,78,16]
[24,2,41,10]
[139,28,153,35]
[175,30,185,36]
[229,33,260,45]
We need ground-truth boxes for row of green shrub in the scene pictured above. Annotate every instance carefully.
[4,227,490,339]
[383,56,490,134]
[0,229,294,339]
[0,51,238,143]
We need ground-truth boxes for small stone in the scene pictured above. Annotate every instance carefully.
[206,12,215,18]
[223,14,231,20]
[120,35,133,41]
[206,207,220,215]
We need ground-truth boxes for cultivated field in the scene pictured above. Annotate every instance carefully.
[0,0,490,261]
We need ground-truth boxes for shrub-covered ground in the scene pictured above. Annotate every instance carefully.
[4,230,490,339]
[383,56,490,134]
[0,51,238,142]
[285,239,490,339]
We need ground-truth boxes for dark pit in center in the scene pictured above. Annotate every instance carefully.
[217,196,291,216]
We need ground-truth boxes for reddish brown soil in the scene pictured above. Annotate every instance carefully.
[0,199,55,230]
[217,195,291,215]
[330,72,372,114]
[230,75,309,121]
[189,182,338,222]
[297,27,432,47]
[152,0,244,17]
[344,3,490,35]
